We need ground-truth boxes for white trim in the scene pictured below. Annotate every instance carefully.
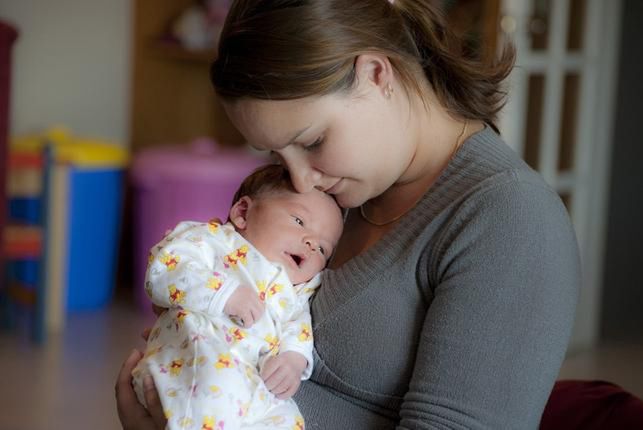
[499,0,531,156]
[538,0,570,184]
[555,171,576,193]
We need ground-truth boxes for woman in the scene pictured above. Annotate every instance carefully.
[116,1,580,428]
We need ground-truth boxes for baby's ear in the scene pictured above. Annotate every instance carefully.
[229,196,252,230]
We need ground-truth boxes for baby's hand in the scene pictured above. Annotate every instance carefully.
[223,286,265,328]
[260,351,308,400]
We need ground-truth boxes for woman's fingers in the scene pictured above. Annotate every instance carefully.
[143,375,166,428]
[115,350,146,426]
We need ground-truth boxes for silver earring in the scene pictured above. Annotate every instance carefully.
[384,83,393,99]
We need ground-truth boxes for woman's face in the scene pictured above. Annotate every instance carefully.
[223,84,417,208]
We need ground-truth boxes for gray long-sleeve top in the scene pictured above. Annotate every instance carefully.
[294,126,580,429]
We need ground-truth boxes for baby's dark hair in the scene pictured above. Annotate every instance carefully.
[230,164,295,208]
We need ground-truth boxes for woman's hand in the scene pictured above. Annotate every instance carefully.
[115,349,167,430]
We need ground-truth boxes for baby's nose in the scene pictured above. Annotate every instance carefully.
[305,239,318,252]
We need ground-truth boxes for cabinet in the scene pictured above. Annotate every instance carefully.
[130,0,243,151]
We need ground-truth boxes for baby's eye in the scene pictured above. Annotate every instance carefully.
[293,216,304,226]
[318,246,326,255]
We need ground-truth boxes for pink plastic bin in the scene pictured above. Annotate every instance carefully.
[130,138,266,309]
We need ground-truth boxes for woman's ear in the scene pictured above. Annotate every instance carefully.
[354,53,395,97]
[229,196,252,230]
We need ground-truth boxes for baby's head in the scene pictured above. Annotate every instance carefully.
[228,164,344,284]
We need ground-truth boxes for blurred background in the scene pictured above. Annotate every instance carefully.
[0,0,641,428]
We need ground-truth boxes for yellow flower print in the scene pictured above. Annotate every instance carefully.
[268,283,283,298]
[169,358,184,376]
[223,245,248,269]
[293,415,305,430]
[264,335,280,356]
[257,281,267,302]
[298,323,312,342]
[207,274,224,291]
[175,309,189,329]
[168,284,186,305]
[214,353,234,370]
[229,327,246,344]
[201,416,225,430]
[159,251,180,271]
[207,219,220,233]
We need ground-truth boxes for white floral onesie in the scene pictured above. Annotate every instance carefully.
[132,220,316,430]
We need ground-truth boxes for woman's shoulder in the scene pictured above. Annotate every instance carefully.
[420,125,560,226]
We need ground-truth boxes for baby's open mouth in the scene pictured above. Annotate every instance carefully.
[289,253,303,267]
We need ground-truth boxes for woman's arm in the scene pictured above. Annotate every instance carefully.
[398,180,580,429]
[115,350,166,430]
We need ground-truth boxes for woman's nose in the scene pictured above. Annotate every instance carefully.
[288,164,322,193]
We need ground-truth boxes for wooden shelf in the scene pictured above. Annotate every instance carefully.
[130,0,243,151]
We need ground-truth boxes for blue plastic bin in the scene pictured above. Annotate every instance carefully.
[10,128,129,312]
[53,133,128,311]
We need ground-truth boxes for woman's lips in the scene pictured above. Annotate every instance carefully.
[325,179,343,194]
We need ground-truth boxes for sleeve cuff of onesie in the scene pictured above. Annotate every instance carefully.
[208,279,240,316]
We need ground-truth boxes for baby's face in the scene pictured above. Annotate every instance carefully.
[238,189,343,284]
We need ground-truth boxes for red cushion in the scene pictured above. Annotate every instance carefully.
[541,380,643,429]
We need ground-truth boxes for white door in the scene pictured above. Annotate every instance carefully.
[498,0,623,350]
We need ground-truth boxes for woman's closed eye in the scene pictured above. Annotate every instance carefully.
[302,136,324,152]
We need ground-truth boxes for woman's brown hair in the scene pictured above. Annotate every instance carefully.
[211,0,515,131]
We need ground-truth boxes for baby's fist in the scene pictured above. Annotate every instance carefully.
[223,286,265,328]
[260,351,308,400]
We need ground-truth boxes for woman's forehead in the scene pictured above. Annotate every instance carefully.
[225,97,330,148]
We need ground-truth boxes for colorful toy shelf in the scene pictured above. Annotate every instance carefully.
[2,128,128,343]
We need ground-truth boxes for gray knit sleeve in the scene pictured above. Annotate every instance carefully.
[397,175,580,429]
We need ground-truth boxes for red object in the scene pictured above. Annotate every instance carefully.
[3,224,43,258]
[9,151,44,168]
[0,21,19,292]
[541,380,643,429]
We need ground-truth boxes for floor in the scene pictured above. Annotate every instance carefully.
[1,295,642,430]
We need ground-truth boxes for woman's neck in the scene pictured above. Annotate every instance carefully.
[367,95,482,216]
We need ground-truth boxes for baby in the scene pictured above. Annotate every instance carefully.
[132,164,343,430]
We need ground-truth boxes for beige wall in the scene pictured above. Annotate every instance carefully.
[0,0,132,144]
